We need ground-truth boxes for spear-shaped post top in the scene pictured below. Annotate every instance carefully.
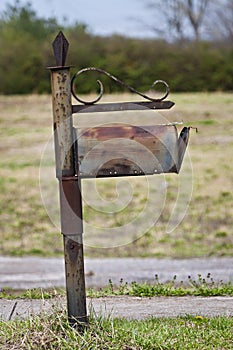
[52,31,69,67]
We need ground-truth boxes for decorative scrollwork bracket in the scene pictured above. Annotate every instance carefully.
[71,67,170,105]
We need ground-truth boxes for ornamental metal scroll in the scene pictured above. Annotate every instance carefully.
[71,67,170,105]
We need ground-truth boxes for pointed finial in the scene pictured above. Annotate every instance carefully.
[52,31,69,67]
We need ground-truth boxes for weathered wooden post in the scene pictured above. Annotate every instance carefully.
[49,31,87,327]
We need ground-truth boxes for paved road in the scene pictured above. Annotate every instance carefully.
[0,256,233,289]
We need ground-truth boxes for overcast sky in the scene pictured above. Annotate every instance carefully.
[0,0,155,38]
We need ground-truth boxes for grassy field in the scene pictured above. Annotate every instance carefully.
[1,312,233,349]
[0,92,232,257]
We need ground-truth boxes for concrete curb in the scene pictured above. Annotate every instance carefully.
[1,296,233,321]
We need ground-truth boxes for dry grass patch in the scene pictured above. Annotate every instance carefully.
[0,93,232,257]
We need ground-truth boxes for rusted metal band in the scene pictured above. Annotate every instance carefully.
[60,176,79,181]
[48,65,72,71]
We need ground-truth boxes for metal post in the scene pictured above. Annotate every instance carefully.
[49,31,87,327]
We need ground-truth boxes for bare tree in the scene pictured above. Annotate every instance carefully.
[206,0,233,43]
[183,0,210,41]
[146,0,211,41]
[146,0,185,41]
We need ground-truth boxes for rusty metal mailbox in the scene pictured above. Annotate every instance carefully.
[49,31,190,327]
[76,124,189,177]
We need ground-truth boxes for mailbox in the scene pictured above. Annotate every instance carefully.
[75,124,190,178]
[49,31,192,327]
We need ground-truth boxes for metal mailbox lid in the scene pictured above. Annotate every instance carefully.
[74,124,182,178]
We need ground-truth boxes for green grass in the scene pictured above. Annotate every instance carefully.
[95,274,233,298]
[1,311,233,349]
[1,272,233,349]
[0,92,233,257]
[1,274,233,300]
[0,287,65,300]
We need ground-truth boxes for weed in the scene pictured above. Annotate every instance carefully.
[86,274,233,298]
[0,288,65,300]
[3,273,231,301]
